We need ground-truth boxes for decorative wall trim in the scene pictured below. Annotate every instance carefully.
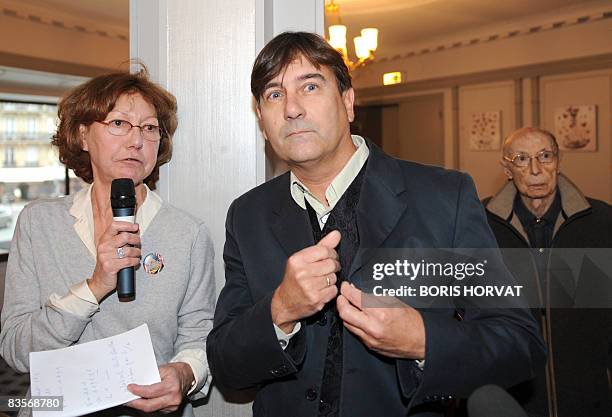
[376,9,611,63]
[1,1,128,42]
[356,54,612,103]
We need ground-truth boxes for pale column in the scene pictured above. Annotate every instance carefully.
[130,1,323,416]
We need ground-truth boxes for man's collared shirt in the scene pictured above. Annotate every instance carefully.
[274,135,370,349]
[290,134,370,229]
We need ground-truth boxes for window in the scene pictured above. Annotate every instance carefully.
[25,146,39,167]
[3,147,15,167]
[0,100,68,249]
[4,118,15,137]
[26,118,37,135]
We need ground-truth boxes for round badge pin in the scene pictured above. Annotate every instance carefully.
[143,252,164,275]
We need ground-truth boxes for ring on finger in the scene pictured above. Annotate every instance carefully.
[116,246,126,259]
[326,275,331,287]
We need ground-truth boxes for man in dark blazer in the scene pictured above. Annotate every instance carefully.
[207,32,545,417]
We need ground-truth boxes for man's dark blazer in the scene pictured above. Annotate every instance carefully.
[207,142,546,417]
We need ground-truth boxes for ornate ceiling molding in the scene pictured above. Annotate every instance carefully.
[0,0,128,42]
[377,9,611,63]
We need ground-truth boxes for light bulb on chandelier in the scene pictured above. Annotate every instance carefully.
[325,1,378,71]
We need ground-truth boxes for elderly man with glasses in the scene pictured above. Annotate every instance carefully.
[483,126,612,417]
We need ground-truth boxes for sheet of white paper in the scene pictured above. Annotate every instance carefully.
[30,324,161,417]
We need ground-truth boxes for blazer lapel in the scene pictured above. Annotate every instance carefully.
[350,144,408,278]
[271,173,315,256]
[269,144,408,273]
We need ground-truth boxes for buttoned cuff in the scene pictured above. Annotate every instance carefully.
[48,280,99,318]
[170,348,211,397]
[273,322,302,350]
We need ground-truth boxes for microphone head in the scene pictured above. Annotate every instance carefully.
[111,178,136,209]
[467,385,528,417]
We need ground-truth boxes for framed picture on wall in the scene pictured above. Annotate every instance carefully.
[469,111,501,151]
[554,105,597,152]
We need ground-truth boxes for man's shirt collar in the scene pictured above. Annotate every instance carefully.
[290,135,369,218]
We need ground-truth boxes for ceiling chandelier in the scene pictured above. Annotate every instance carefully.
[325,0,378,71]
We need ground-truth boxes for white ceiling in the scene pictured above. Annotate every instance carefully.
[326,0,609,59]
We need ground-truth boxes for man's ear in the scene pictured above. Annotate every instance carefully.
[500,159,513,180]
[255,105,268,141]
[342,88,355,123]
[79,125,88,151]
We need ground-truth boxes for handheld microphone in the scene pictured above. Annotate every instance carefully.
[467,385,528,417]
[111,178,136,301]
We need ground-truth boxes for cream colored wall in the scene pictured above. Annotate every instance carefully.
[522,78,534,126]
[540,69,612,202]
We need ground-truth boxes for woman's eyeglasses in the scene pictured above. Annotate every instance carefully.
[96,119,164,142]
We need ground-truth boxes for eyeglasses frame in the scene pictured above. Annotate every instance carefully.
[503,149,557,168]
[95,119,165,142]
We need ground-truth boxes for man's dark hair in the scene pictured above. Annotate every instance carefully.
[251,31,352,103]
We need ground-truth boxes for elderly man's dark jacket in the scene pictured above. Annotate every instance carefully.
[483,175,612,417]
[208,143,546,417]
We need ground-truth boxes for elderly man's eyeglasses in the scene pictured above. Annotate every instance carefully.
[96,120,163,142]
[504,150,556,167]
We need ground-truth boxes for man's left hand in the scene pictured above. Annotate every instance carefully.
[337,281,426,359]
[126,362,194,413]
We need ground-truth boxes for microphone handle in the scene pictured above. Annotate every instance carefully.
[117,265,135,299]
[113,206,135,300]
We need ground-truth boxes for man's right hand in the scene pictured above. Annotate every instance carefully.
[271,230,342,333]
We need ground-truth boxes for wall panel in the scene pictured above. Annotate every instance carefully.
[540,69,611,202]
[459,81,515,198]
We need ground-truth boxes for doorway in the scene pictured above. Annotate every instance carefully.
[353,93,444,167]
